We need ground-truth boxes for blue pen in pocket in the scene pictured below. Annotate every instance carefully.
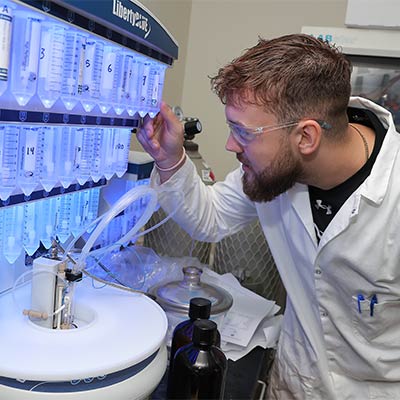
[357,294,364,314]
[370,294,378,317]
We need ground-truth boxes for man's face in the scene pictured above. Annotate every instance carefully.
[225,102,303,202]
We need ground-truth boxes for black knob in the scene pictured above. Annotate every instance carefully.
[183,118,203,136]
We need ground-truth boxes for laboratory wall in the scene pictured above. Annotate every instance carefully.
[136,1,348,179]
[130,0,192,151]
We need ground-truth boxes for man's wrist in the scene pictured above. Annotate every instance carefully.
[155,149,186,172]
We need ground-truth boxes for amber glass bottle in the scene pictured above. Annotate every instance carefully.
[169,297,221,364]
[167,319,227,400]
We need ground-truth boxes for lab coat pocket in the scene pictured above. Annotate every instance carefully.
[352,296,400,344]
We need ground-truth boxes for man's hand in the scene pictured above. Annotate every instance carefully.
[137,101,185,170]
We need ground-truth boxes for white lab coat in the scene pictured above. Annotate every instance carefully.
[151,97,400,399]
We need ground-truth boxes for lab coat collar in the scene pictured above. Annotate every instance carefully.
[349,96,400,206]
[285,97,399,246]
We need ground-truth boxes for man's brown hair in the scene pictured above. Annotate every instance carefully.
[210,34,352,135]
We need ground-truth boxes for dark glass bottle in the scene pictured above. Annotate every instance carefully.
[167,319,227,400]
[170,297,221,364]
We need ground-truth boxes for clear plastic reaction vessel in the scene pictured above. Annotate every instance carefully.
[138,60,151,117]
[70,189,85,237]
[148,63,166,118]
[126,56,142,117]
[87,188,100,229]
[10,11,41,106]
[113,52,132,115]
[55,193,72,244]
[38,195,56,249]
[58,126,75,189]
[0,124,19,201]
[3,204,24,264]
[61,30,86,111]
[73,127,93,185]
[99,45,119,114]
[23,201,39,256]
[40,126,61,192]
[80,38,104,112]
[90,127,105,183]
[17,126,43,197]
[37,23,65,109]
[113,128,131,178]
[0,3,12,97]
[102,127,116,180]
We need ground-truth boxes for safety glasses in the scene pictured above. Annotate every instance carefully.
[226,119,331,146]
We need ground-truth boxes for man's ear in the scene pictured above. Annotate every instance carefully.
[296,119,322,156]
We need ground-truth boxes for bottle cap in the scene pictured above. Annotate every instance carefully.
[192,319,218,346]
[189,297,212,320]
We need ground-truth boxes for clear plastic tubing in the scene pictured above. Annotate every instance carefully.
[3,204,24,264]
[40,126,61,193]
[113,128,131,178]
[38,196,56,249]
[17,126,43,197]
[80,38,104,112]
[10,11,41,106]
[58,126,75,188]
[0,3,13,97]
[61,30,86,111]
[99,45,120,114]
[74,185,158,272]
[37,23,65,109]
[0,124,19,201]
[23,201,39,256]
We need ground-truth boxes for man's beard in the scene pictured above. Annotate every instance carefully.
[241,142,303,203]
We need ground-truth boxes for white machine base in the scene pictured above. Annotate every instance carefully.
[0,277,169,400]
[0,344,167,399]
